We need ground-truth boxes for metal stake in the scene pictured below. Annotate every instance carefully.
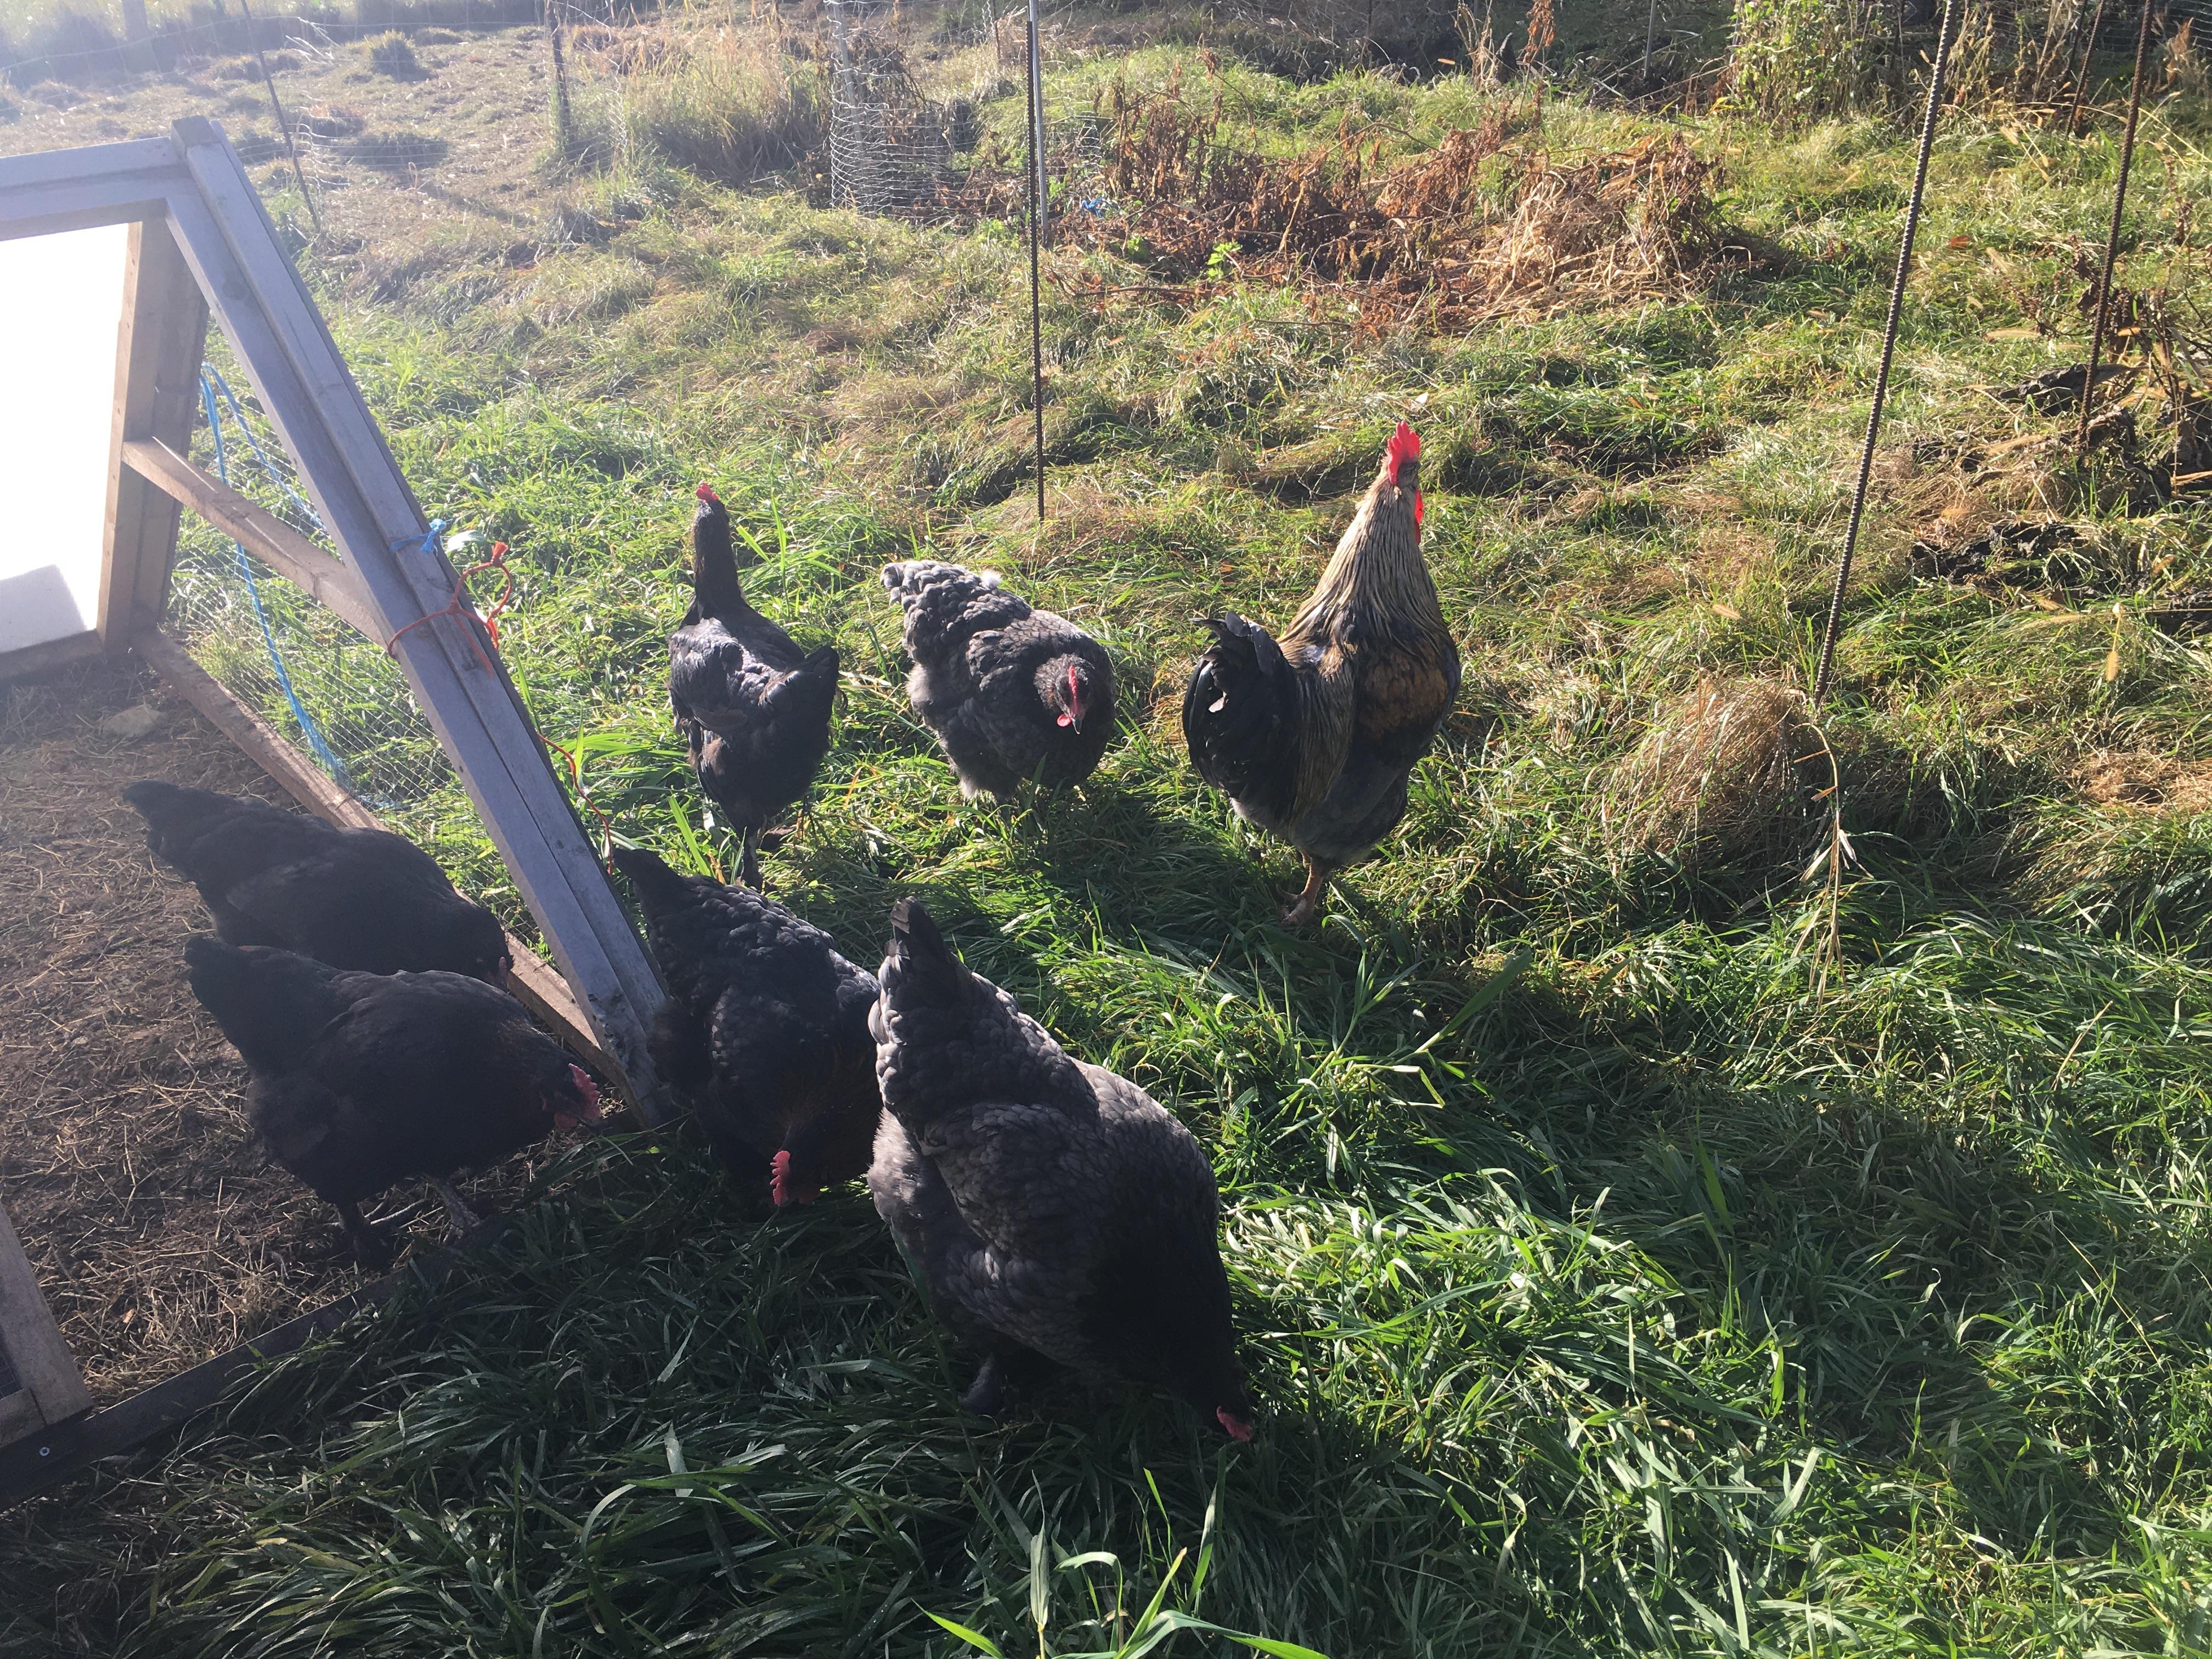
[235,0,319,236]
[1812,0,1959,706]
[1025,0,1046,524]
[2075,0,2156,453]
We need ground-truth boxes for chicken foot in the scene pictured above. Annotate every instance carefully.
[334,1197,394,1271]
[1281,854,1335,927]
[738,825,764,891]
[429,1176,486,1239]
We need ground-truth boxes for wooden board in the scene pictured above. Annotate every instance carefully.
[0,629,106,684]
[98,218,210,646]
[0,138,184,247]
[160,118,670,1123]
[132,627,630,1097]
[122,435,376,640]
[0,1198,92,1449]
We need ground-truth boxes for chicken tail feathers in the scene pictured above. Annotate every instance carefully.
[885,897,968,1008]
[1182,614,1307,827]
[183,936,345,1073]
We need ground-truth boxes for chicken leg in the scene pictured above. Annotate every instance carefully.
[1281,853,1333,927]
[738,825,764,891]
[429,1176,484,1238]
[334,1197,394,1271]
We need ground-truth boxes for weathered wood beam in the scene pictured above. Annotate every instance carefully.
[121,436,378,640]
[0,1199,92,1453]
[99,220,208,647]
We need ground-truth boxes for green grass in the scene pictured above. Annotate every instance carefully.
[10,19,2212,1657]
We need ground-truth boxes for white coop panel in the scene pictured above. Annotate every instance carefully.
[0,223,130,653]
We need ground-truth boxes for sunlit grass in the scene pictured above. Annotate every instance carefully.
[8,24,2212,1658]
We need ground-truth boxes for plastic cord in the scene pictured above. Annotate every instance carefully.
[197,366,353,786]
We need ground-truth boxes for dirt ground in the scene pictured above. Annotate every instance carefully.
[0,25,555,257]
[0,652,526,1405]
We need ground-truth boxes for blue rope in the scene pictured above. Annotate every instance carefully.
[198,366,353,786]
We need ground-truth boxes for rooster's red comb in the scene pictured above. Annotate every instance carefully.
[696,482,721,504]
[1386,421,1420,477]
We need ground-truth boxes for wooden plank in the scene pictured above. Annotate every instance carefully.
[0,137,181,198]
[162,118,670,1124]
[132,626,624,1090]
[0,1199,92,1444]
[0,629,105,685]
[99,221,210,647]
[122,437,377,640]
[0,139,183,247]
[0,185,175,247]
[0,1391,40,1451]
[0,1214,515,1511]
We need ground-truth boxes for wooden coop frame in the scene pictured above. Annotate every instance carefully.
[0,119,672,1505]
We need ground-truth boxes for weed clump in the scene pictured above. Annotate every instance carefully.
[1069,71,1733,327]
[1599,677,1812,869]
[362,30,422,79]
[613,30,820,186]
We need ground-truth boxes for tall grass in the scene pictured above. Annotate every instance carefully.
[8,23,2212,1659]
[610,29,822,188]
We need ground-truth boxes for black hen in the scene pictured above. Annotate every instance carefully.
[868,899,1252,1437]
[882,560,1115,800]
[670,483,839,888]
[183,937,599,1265]
[611,847,880,1207]
[124,781,510,981]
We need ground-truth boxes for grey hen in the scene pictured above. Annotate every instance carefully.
[867,898,1253,1437]
[882,560,1115,800]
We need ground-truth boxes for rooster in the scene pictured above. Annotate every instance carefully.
[124,781,510,983]
[868,898,1254,1437]
[669,483,839,888]
[183,937,600,1266]
[611,846,879,1207]
[881,560,1115,800]
[1183,422,1460,924]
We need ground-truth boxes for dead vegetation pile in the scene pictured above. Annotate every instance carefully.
[1058,66,1736,326]
[1599,677,1813,870]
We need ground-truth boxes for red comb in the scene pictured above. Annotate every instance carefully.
[1385,421,1420,490]
[696,482,720,504]
[1217,1408,1255,1442]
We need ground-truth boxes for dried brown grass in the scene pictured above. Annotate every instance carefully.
[1059,71,1733,328]
[1599,676,1813,868]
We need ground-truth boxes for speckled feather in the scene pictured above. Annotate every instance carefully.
[867,900,1248,1424]
[883,560,1116,798]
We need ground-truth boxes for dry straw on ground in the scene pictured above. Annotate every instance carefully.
[0,656,528,1403]
[1599,676,1812,868]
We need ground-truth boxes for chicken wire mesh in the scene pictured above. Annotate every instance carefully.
[160,361,526,920]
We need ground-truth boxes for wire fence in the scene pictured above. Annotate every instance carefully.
[161,355,517,912]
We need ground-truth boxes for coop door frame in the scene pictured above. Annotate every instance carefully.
[0,1198,92,1452]
[0,121,669,1130]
